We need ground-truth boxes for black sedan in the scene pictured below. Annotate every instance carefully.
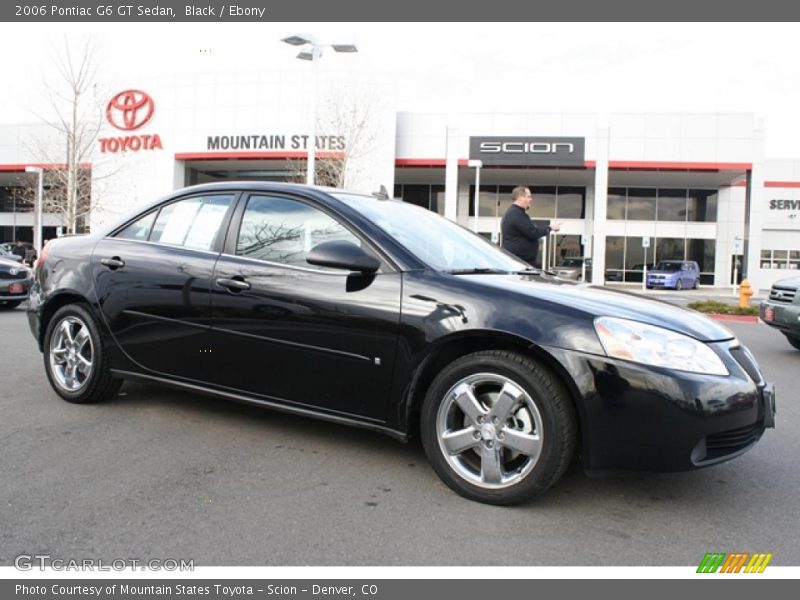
[1,256,32,309]
[26,183,775,505]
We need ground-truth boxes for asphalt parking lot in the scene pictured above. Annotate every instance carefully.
[1,301,798,566]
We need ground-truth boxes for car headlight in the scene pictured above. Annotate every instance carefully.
[594,317,729,376]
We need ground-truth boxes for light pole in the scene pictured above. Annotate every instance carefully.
[25,166,43,253]
[467,159,482,234]
[282,35,358,186]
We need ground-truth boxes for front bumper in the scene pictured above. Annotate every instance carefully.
[760,299,800,335]
[0,277,31,301]
[647,276,677,288]
[546,339,774,472]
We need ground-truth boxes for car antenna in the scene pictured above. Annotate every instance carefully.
[371,185,389,200]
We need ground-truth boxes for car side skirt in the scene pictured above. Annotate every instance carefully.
[110,369,409,442]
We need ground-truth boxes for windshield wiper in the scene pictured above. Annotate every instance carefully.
[446,268,509,275]
[514,268,543,275]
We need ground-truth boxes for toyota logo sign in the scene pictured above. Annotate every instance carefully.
[106,90,155,131]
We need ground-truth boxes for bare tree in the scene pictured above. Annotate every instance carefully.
[18,36,108,234]
[288,93,380,190]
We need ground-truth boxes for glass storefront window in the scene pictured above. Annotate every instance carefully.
[400,184,431,210]
[556,187,585,219]
[791,251,800,270]
[688,189,718,222]
[656,237,685,262]
[432,185,445,216]
[605,236,625,270]
[468,185,498,217]
[657,189,687,221]
[773,250,789,268]
[498,185,514,218]
[687,238,715,273]
[607,188,626,220]
[627,188,657,221]
[531,186,556,219]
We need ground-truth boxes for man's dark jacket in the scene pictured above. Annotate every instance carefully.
[500,204,547,265]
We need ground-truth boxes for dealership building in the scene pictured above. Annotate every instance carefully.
[1,71,798,292]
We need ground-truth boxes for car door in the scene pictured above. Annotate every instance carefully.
[208,192,402,422]
[92,192,237,382]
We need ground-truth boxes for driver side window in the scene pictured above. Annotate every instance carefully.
[236,195,361,269]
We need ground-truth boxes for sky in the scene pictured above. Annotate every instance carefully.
[2,22,800,158]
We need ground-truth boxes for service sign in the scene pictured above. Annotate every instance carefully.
[469,136,585,167]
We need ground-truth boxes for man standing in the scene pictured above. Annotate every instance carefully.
[500,186,560,267]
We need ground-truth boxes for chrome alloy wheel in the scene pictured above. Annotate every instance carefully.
[435,373,544,490]
[49,316,94,392]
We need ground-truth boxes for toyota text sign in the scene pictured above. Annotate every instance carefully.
[469,136,585,167]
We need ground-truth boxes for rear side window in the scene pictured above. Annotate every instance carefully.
[150,195,234,251]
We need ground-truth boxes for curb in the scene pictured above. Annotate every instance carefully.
[706,314,760,324]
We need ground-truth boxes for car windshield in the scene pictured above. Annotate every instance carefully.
[333,193,530,272]
[654,262,681,271]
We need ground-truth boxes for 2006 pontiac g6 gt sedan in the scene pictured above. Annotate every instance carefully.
[27,183,776,505]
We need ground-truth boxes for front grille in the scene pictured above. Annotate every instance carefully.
[705,423,762,458]
[0,271,25,281]
[729,346,763,384]
[769,285,797,303]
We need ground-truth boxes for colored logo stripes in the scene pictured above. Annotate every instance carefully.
[697,552,773,573]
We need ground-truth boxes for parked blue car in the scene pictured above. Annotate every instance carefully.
[646,260,701,290]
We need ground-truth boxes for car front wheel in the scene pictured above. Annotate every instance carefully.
[43,304,121,403]
[421,350,576,505]
[676,278,683,290]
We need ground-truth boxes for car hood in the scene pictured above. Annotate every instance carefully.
[774,276,800,289]
[458,273,735,342]
[647,269,680,276]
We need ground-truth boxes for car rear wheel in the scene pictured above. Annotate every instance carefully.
[44,304,121,404]
[676,278,683,291]
[786,335,800,351]
[420,350,576,505]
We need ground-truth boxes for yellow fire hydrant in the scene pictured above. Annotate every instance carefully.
[739,279,753,308]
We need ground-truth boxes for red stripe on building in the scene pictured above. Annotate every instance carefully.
[0,163,91,171]
[175,151,345,161]
[765,181,800,188]
[608,161,751,171]
[395,158,471,167]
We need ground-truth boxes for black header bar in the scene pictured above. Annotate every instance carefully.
[4,0,800,21]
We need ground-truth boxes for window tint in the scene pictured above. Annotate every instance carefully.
[150,195,233,251]
[116,211,156,241]
[236,195,361,269]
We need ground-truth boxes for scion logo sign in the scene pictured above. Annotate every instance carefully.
[99,90,163,154]
[469,136,585,167]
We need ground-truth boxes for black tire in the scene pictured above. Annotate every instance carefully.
[0,301,21,310]
[420,350,577,505]
[43,304,122,404]
[675,278,683,291]
[693,279,699,290]
[786,335,800,351]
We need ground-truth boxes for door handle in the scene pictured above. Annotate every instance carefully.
[216,277,251,291]
[100,257,125,269]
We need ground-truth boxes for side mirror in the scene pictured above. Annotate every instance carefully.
[306,240,380,274]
